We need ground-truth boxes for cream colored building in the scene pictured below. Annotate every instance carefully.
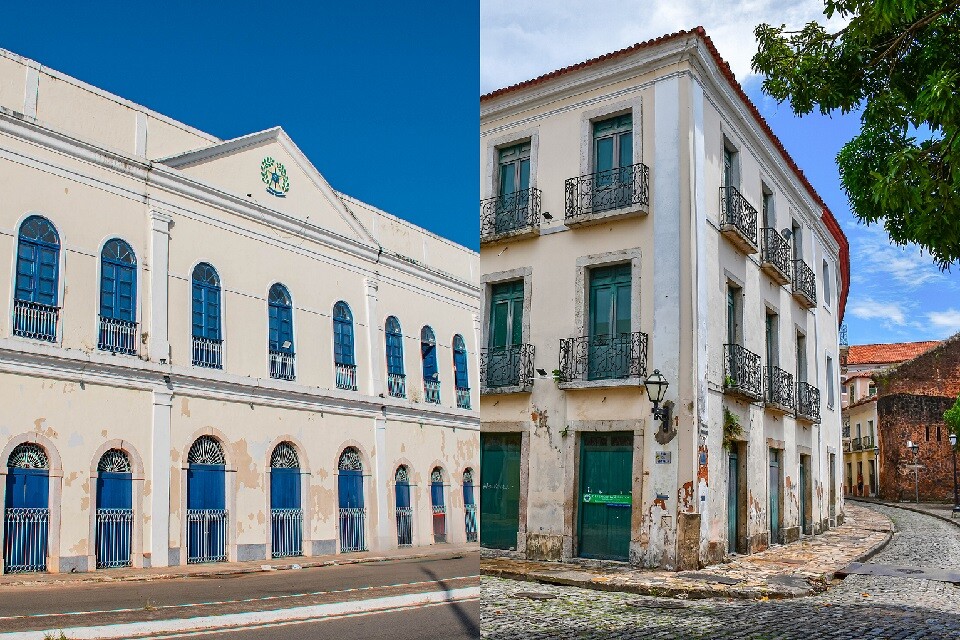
[479,28,849,569]
[0,48,479,573]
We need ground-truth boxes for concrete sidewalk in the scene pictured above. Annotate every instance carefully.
[0,543,478,588]
[481,503,892,600]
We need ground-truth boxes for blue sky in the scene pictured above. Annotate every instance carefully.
[0,1,479,250]
[482,0,960,345]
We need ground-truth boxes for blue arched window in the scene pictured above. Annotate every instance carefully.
[453,334,470,409]
[14,216,60,342]
[191,263,222,368]
[385,316,405,398]
[268,284,294,353]
[421,326,440,404]
[333,302,355,366]
[98,239,138,354]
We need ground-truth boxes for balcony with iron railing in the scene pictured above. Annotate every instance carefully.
[719,186,759,254]
[765,365,795,413]
[424,380,441,404]
[456,387,471,410]
[851,437,862,451]
[843,440,852,453]
[558,332,648,387]
[760,228,791,285]
[480,188,542,243]
[13,300,58,343]
[796,382,821,423]
[192,336,223,369]
[723,343,763,401]
[481,344,535,393]
[564,162,650,226]
[860,435,875,450]
[98,317,138,355]
[336,363,358,391]
[269,351,296,381]
[792,259,816,308]
[387,372,406,398]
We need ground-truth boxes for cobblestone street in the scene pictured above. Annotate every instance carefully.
[481,504,960,639]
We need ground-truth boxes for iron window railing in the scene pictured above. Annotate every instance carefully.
[797,382,821,423]
[456,387,471,410]
[336,363,358,391]
[559,332,648,383]
[723,344,763,400]
[565,162,650,221]
[271,508,303,558]
[760,228,791,277]
[481,344,535,389]
[424,380,441,404]
[387,372,406,398]
[270,351,296,381]
[396,507,413,547]
[432,505,447,544]
[186,509,227,564]
[465,504,478,542]
[3,508,48,573]
[861,435,874,449]
[95,508,133,569]
[339,507,367,552]
[765,365,795,410]
[98,317,138,355]
[852,437,862,451]
[720,186,758,247]
[193,336,223,369]
[792,259,817,306]
[13,300,58,342]
[480,188,542,240]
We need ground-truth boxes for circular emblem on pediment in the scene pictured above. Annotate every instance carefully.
[261,157,290,197]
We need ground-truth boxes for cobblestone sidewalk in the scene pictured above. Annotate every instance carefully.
[482,503,892,599]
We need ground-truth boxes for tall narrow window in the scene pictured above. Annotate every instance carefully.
[99,239,137,355]
[826,355,835,407]
[726,284,741,346]
[765,312,778,367]
[334,302,357,390]
[796,333,807,382]
[192,263,222,368]
[268,284,295,381]
[421,326,440,404]
[791,220,802,260]
[593,114,634,210]
[822,260,832,305]
[762,185,775,229]
[385,316,405,398]
[494,142,533,234]
[453,334,470,409]
[14,215,60,342]
[587,263,631,380]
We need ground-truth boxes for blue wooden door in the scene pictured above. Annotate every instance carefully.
[4,468,49,572]
[187,464,225,562]
[395,482,410,510]
[338,470,363,509]
[431,481,446,541]
[96,472,132,568]
[395,480,412,546]
[270,468,300,510]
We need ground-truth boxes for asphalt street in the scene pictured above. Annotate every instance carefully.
[0,551,479,635]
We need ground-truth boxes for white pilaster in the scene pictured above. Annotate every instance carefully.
[364,278,383,397]
[149,211,173,363]
[373,414,392,550]
[150,390,173,567]
[23,63,39,119]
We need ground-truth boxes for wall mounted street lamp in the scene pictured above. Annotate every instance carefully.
[907,440,920,504]
[643,369,671,434]
[949,433,959,515]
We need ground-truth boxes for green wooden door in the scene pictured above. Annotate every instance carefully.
[480,433,521,550]
[488,281,524,388]
[727,451,738,553]
[587,264,631,380]
[799,456,808,535]
[578,432,633,560]
[769,449,781,544]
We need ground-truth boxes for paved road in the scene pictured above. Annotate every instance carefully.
[0,551,478,634]
[481,504,960,639]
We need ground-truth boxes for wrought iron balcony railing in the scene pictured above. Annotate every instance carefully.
[723,343,763,400]
[336,363,358,391]
[851,437,862,451]
[424,380,441,404]
[843,440,852,453]
[565,162,649,221]
[98,317,138,355]
[720,186,758,251]
[792,259,816,308]
[13,300,58,343]
[456,386,471,410]
[270,350,296,381]
[797,382,821,423]
[480,188,541,241]
[861,435,874,449]
[765,365,795,411]
[481,344,535,390]
[387,372,406,398]
[559,332,648,383]
[760,228,791,283]
[193,336,223,369]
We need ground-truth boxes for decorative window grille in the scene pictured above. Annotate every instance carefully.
[463,469,474,484]
[395,465,409,483]
[188,436,225,465]
[338,447,362,471]
[431,467,444,484]
[7,443,49,469]
[270,442,299,468]
[97,449,131,473]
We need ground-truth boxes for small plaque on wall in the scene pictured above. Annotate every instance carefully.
[655,451,672,464]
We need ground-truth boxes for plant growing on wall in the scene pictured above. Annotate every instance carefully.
[723,407,743,450]
[945,396,960,450]
[551,369,566,384]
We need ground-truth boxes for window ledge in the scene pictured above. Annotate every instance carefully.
[565,204,647,228]
[481,385,533,395]
[480,225,540,246]
[558,377,643,391]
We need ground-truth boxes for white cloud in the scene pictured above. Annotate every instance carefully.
[926,309,960,337]
[851,225,946,290]
[848,298,907,326]
[480,0,847,93]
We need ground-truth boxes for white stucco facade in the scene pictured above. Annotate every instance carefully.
[0,48,479,573]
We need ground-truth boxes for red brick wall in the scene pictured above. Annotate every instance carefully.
[875,334,960,398]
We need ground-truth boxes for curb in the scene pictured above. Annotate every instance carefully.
[849,497,960,531]
[0,550,469,589]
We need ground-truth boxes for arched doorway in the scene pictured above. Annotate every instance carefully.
[270,442,302,558]
[338,448,366,552]
[95,449,133,568]
[3,443,49,573]
[431,467,446,543]
[186,436,227,564]
[394,466,413,547]
[463,469,477,542]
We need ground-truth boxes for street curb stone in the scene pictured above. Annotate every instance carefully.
[848,497,960,531]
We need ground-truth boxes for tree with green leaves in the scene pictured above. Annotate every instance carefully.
[946,395,960,448]
[753,1,960,269]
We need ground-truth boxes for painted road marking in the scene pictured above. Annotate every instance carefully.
[0,587,480,640]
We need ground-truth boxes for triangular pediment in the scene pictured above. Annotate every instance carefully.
[157,128,376,244]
